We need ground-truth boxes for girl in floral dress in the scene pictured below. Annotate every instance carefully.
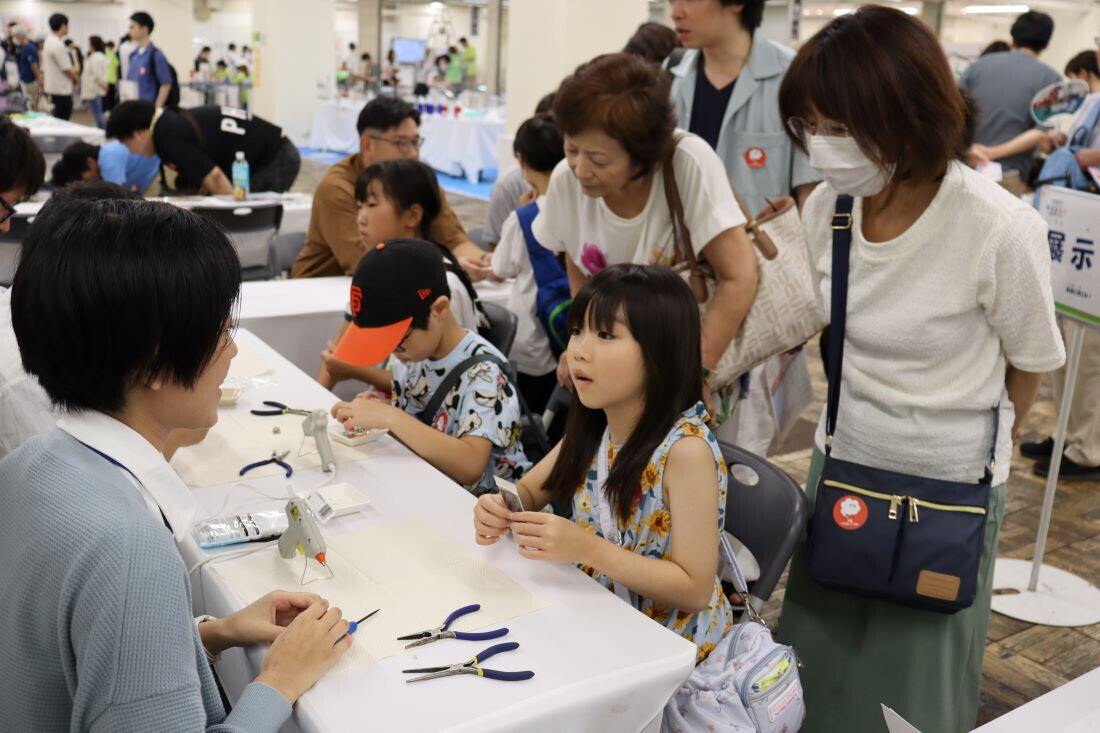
[473,264,734,661]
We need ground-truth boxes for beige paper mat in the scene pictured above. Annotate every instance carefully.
[171,410,365,487]
[227,339,274,380]
[210,519,546,673]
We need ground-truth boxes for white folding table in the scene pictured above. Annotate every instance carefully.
[181,329,696,733]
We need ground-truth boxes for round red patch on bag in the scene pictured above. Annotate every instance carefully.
[744,147,766,169]
[833,495,868,530]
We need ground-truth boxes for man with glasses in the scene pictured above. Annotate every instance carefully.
[0,117,43,235]
[291,96,485,279]
[107,100,301,194]
[1,116,47,457]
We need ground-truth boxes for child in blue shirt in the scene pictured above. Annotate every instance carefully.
[331,238,530,494]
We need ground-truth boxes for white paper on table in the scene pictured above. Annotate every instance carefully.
[882,704,923,733]
[170,410,367,487]
[227,338,274,380]
[209,519,547,673]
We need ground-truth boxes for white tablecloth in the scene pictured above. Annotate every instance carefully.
[238,277,350,378]
[420,115,506,184]
[234,276,512,377]
[11,112,105,144]
[309,99,368,153]
[13,194,312,238]
[184,329,695,733]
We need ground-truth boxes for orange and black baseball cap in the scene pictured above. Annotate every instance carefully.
[332,238,450,366]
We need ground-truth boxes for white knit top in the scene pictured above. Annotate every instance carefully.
[803,162,1065,486]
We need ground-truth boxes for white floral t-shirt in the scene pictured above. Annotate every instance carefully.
[531,131,747,273]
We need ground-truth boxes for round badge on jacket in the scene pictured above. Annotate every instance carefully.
[744,147,766,169]
[833,495,868,531]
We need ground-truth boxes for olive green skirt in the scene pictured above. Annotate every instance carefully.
[779,448,1005,733]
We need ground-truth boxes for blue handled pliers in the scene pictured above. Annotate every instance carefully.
[402,641,534,683]
[239,449,293,478]
[251,400,312,417]
[397,604,509,649]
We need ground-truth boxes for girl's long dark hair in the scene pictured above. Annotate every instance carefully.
[542,264,703,521]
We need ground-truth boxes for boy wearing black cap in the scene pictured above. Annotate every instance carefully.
[330,239,530,494]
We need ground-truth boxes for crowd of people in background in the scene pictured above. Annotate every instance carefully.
[335,36,477,96]
[0,2,1099,732]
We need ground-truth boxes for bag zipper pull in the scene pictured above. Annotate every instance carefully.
[909,497,920,523]
[888,495,902,520]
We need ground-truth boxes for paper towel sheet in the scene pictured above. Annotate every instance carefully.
[209,519,546,673]
[227,339,274,380]
[171,410,365,487]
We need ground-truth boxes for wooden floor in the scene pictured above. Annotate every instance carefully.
[265,152,1100,726]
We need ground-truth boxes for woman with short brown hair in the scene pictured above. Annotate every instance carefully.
[776,8,1064,732]
[533,52,758,418]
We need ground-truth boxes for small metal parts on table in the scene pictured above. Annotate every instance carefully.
[402,642,534,684]
[397,604,509,649]
[239,450,292,478]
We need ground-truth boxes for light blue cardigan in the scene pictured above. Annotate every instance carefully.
[0,427,291,732]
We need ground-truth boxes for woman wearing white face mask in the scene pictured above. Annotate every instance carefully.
[774,8,1065,733]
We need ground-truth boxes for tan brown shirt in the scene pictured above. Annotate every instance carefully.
[291,154,470,278]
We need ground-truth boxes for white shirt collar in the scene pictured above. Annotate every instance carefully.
[57,410,195,542]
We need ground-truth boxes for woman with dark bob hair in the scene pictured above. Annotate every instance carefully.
[776,7,1064,732]
[0,198,352,730]
[532,52,758,421]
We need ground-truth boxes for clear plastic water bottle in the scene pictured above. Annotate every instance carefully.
[231,150,250,201]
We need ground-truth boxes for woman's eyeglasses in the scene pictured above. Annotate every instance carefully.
[786,117,850,145]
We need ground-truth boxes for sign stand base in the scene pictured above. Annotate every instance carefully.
[991,320,1100,627]
[991,559,1100,626]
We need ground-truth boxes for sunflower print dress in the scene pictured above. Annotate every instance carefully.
[572,401,734,662]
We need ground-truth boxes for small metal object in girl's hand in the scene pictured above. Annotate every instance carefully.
[328,423,388,447]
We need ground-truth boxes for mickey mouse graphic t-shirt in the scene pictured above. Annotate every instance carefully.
[391,330,530,494]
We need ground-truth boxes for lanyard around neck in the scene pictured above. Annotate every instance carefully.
[75,438,173,533]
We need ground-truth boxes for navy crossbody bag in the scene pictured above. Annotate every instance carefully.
[807,194,995,614]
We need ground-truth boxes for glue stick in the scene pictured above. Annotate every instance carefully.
[193,510,288,549]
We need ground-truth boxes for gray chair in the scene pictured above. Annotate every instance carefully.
[0,215,34,287]
[480,301,518,356]
[718,441,808,618]
[191,203,283,281]
[541,384,571,430]
[271,232,306,276]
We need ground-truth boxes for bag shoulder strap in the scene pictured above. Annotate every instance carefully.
[415,348,509,425]
[824,194,855,454]
[662,134,711,303]
[515,202,559,289]
[825,194,999,483]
